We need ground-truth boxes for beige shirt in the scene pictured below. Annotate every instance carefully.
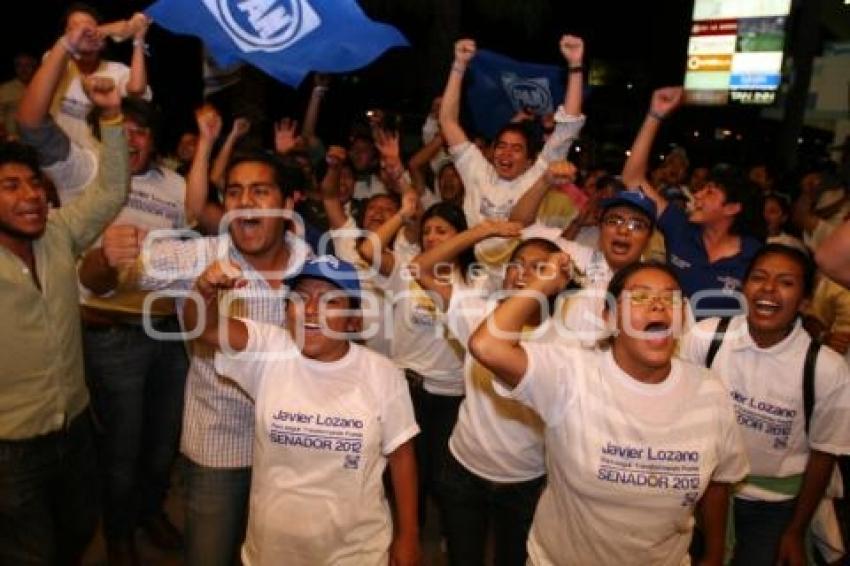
[0,125,128,439]
[0,78,25,137]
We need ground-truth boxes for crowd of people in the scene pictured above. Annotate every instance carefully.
[2,4,850,566]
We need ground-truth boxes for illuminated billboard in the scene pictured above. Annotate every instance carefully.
[684,0,792,105]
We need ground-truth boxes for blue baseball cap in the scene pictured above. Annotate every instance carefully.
[286,255,361,298]
[600,189,657,223]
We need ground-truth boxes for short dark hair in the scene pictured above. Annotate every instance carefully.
[744,243,816,297]
[0,141,41,175]
[595,174,626,194]
[604,261,682,311]
[706,164,766,240]
[122,98,161,148]
[357,193,400,227]
[493,122,539,159]
[225,150,297,199]
[420,202,474,279]
[62,2,103,29]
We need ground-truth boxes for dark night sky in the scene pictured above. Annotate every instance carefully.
[5,1,833,170]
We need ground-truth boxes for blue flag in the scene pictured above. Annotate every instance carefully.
[146,0,409,86]
[465,49,566,139]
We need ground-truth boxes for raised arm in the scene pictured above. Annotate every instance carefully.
[535,36,586,165]
[187,105,225,233]
[183,260,249,351]
[509,162,571,226]
[411,220,521,307]
[273,117,299,157]
[357,190,420,276]
[438,39,475,148]
[210,116,250,190]
[320,145,351,230]
[373,127,407,196]
[125,13,150,98]
[621,87,683,217]
[17,25,97,128]
[301,73,328,148]
[816,220,850,288]
[409,132,445,193]
[560,35,584,116]
[468,252,571,387]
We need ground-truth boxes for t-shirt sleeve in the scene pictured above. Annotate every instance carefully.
[445,290,488,345]
[371,252,402,292]
[679,317,721,367]
[449,142,488,189]
[214,318,292,400]
[809,349,850,455]
[710,383,750,483]
[379,363,420,455]
[507,342,578,425]
[329,216,362,265]
[559,239,594,273]
[656,202,691,237]
[114,63,153,101]
[130,237,209,291]
[35,128,97,203]
[539,110,585,164]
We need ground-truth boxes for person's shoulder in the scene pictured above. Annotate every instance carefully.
[349,343,405,384]
[102,60,131,74]
[674,357,727,396]
[740,234,764,257]
[814,341,849,378]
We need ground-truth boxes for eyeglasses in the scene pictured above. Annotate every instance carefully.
[622,290,683,308]
[602,214,650,233]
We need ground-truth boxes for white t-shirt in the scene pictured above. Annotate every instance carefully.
[680,316,850,501]
[329,216,392,356]
[215,319,419,566]
[509,346,748,566]
[352,174,387,200]
[558,239,615,346]
[52,59,152,149]
[374,259,465,395]
[450,109,585,266]
[445,290,558,482]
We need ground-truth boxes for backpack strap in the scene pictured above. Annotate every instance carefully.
[803,339,821,436]
[705,316,732,369]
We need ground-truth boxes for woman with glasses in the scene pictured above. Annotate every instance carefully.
[468,259,749,565]
[512,179,659,345]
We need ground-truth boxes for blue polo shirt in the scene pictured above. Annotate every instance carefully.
[658,205,762,319]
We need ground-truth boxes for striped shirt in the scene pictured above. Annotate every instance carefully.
[133,231,311,467]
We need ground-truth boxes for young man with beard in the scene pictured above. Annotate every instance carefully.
[681,244,850,565]
[623,87,764,318]
[183,255,420,566]
[0,63,129,563]
[19,21,191,562]
[93,149,311,566]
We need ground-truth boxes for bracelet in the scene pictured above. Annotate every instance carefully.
[133,38,150,56]
[568,65,583,73]
[60,35,81,60]
[648,110,666,122]
[99,113,124,126]
[451,62,466,75]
